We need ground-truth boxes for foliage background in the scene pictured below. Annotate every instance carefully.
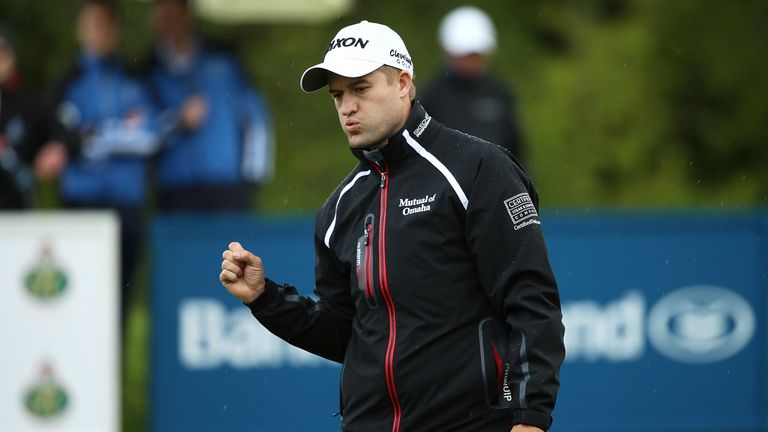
[1,0,766,430]
[3,0,767,212]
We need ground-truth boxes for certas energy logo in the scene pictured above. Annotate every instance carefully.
[563,286,756,364]
[399,194,436,216]
[24,243,68,301]
[24,363,69,420]
[504,193,540,230]
[327,37,369,52]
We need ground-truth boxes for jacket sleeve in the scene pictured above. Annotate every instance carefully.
[464,149,565,430]
[49,70,84,157]
[238,87,275,183]
[225,56,275,184]
[246,226,354,363]
[78,79,160,160]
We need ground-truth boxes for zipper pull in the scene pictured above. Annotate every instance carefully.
[363,214,374,245]
[380,171,386,189]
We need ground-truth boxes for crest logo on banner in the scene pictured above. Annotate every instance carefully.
[24,243,68,301]
[24,362,69,420]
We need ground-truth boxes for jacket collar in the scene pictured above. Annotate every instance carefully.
[351,101,437,167]
[154,36,202,74]
[79,51,121,72]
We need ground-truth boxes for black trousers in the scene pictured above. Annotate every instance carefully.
[64,201,143,328]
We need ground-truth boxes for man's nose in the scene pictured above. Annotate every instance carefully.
[340,96,357,116]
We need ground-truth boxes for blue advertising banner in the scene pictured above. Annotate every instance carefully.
[150,212,767,432]
[545,213,767,432]
[151,215,340,432]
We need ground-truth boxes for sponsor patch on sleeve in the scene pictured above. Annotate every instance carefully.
[503,193,541,230]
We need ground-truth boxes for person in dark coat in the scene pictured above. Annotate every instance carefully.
[421,6,526,164]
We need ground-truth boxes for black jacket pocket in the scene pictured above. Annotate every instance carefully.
[478,317,514,409]
[354,213,377,308]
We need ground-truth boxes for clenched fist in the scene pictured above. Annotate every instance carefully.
[219,242,266,304]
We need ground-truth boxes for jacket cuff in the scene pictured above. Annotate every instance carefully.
[513,409,552,431]
[244,279,280,312]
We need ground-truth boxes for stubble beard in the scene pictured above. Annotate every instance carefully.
[346,130,388,150]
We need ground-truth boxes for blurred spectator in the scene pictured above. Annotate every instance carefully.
[0,26,69,209]
[421,6,526,164]
[54,0,159,323]
[143,0,275,212]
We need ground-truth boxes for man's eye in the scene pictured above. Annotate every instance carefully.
[354,87,368,94]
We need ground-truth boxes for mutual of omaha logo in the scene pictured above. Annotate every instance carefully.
[24,363,69,420]
[24,243,68,301]
[504,193,540,230]
[399,194,436,216]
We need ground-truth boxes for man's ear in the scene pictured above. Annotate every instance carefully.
[398,71,413,99]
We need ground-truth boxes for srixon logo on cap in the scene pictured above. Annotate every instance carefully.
[327,37,370,53]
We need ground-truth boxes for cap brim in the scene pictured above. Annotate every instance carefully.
[300,58,384,93]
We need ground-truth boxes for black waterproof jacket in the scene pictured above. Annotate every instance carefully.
[248,102,565,432]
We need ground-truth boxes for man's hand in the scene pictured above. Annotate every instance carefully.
[179,94,208,130]
[511,425,544,432]
[220,242,266,304]
[34,141,68,181]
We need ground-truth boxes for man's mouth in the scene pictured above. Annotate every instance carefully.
[345,120,360,132]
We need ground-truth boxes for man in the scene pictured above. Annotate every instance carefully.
[0,26,69,208]
[220,20,564,432]
[144,0,274,211]
[421,6,526,164]
[55,0,158,323]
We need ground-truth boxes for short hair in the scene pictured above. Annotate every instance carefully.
[154,0,190,8]
[380,65,417,101]
[79,0,121,21]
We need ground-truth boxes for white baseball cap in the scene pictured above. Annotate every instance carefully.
[439,6,497,56]
[300,20,414,93]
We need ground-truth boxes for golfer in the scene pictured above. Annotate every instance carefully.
[220,20,565,432]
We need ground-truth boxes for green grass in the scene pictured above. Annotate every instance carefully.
[122,249,150,432]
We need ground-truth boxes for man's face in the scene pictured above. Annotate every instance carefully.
[328,68,408,149]
[77,4,118,57]
[0,41,15,83]
[449,52,488,79]
[152,0,192,41]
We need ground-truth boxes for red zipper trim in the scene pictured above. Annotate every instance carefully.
[372,161,402,432]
